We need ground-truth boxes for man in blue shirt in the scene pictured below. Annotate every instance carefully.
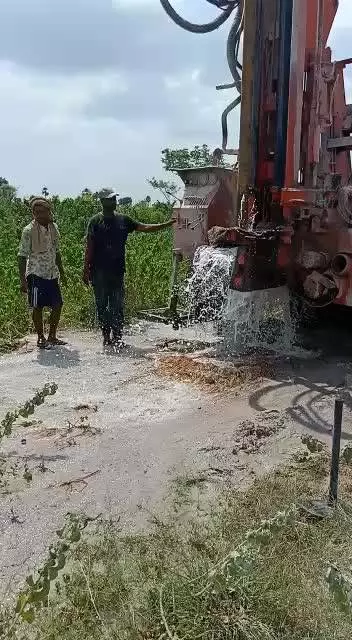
[83,190,175,347]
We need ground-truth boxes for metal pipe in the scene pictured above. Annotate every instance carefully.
[331,253,352,277]
[328,399,344,506]
[274,0,294,187]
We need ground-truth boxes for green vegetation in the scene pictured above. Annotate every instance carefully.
[0,383,57,444]
[0,144,231,347]
[0,193,174,348]
[2,457,352,639]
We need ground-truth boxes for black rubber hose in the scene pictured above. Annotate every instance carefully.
[160,0,237,34]
[221,95,241,150]
[226,4,242,92]
[206,0,238,7]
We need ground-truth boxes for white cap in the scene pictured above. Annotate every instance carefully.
[98,188,119,200]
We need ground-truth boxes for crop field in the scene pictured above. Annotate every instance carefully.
[0,194,174,347]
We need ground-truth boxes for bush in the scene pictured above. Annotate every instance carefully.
[0,196,173,345]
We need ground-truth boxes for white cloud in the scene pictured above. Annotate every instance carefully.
[0,0,351,200]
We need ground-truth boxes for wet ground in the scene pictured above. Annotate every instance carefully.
[1,320,352,598]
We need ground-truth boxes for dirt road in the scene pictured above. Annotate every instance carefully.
[0,322,351,598]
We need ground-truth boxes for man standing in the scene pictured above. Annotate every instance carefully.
[83,190,175,346]
[18,197,67,349]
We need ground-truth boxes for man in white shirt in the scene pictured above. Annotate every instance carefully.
[18,197,67,349]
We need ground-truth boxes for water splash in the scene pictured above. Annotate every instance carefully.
[185,246,236,324]
[221,287,294,355]
[185,246,295,355]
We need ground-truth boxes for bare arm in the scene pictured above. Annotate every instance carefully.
[56,251,67,284]
[135,219,175,233]
[18,227,30,293]
[18,257,27,293]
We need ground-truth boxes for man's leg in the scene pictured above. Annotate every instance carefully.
[48,305,63,343]
[47,280,66,345]
[92,273,111,344]
[32,308,45,343]
[27,275,46,348]
[109,279,124,343]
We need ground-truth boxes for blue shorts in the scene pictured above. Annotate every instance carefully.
[27,275,63,310]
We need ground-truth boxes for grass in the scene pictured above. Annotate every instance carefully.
[2,455,352,639]
[0,195,175,348]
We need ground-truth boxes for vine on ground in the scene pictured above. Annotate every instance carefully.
[16,512,99,623]
[0,383,57,444]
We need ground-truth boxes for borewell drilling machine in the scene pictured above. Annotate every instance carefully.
[157,0,352,325]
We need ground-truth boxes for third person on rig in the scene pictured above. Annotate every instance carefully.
[83,189,175,347]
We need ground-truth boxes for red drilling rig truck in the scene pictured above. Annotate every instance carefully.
[158,0,352,322]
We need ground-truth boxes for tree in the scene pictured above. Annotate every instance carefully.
[119,197,132,206]
[147,178,181,206]
[161,144,221,171]
[0,177,16,201]
[42,186,49,197]
[149,144,231,205]
[81,188,92,196]
[148,144,232,204]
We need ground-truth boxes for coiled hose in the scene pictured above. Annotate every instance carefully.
[160,0,242,152]
[159,0,237,34]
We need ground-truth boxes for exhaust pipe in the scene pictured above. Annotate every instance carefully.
[331,253,352,277]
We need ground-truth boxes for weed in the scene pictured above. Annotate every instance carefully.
[0,383,57,444]
[2,460,352,639]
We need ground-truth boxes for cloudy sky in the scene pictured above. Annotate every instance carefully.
[1,0,352,199]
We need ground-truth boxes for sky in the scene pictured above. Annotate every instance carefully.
[0,0,352,200]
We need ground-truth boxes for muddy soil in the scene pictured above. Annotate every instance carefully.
[0,321,351,599]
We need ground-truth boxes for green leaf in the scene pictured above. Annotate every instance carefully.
[21,607,35,624]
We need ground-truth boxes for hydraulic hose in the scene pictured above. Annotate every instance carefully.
[217,4,242,92]
[221,96,241,150]
[159,0,242,153]
[159,0,237,34]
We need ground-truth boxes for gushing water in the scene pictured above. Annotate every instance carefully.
[185,246,295,355]
[185,246,235,324]
[221,287,294,355]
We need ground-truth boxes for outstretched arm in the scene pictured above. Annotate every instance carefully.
[135,219,176,233]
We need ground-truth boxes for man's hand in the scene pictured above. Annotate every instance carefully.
[20,279,28,294]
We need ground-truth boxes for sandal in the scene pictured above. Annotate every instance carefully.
[37,337,51,350]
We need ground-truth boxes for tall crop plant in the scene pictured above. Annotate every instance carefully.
[0,195,173,347]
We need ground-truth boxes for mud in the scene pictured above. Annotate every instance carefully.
[0,321,352,599]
